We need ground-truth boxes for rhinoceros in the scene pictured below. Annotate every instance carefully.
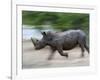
[31,29,89,60]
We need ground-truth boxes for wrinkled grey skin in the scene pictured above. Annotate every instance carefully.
[31,30,89,60]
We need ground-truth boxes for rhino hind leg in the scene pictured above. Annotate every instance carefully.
[84,41,89,54]
[79,44,85,57]
[84,44,89,53]
[78,40,85,57]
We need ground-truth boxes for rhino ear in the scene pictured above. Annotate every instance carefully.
[41,32,46,36]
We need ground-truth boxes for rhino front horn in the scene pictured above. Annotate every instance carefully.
[31,37,37,46]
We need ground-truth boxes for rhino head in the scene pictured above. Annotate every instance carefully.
[31,31,55,50]
[31,37,46,50]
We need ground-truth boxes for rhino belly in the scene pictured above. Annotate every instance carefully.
[62,41,78,50]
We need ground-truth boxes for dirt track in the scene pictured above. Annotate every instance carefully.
[22,40,89,69]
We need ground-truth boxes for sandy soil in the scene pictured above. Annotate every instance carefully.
[22,40,89,69]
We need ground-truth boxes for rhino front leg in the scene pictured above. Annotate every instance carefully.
[57,46,68,58]
[47,47,56,60]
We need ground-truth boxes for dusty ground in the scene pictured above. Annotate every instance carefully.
[22,40,89,69]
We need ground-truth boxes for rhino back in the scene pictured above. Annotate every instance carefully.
[52,30,85,50]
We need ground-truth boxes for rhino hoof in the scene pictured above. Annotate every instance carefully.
[47,57,52,60]
[65,54,68,58]
[81,53,84,57]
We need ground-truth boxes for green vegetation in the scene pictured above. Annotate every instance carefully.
[22,11,89,31]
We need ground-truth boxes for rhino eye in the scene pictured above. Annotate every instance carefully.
[36,40,39,43]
